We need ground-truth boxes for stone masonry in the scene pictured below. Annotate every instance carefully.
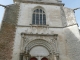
[0,4,19,60]
[0,0,80,60]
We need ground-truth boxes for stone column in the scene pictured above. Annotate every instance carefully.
[49,53,53,60]
[21,34,26,53]
[20,33,27,60]
[21,34,24,53]
[20,53,24,60]
[54,53,59,60]
[49,53,59,60]
[54,34,58,53]
[24,50,31,60]
[54,55,57,60]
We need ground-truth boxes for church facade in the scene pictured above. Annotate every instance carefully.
[0,0,80,60]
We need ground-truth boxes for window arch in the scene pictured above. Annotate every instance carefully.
[32,8,46,25]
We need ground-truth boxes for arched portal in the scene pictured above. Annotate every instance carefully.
[25,39,54,53]
[30,46,49,60]
[23,39,56,60]
[30,46,49,56]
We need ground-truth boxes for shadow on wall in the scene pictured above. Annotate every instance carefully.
[64,26,80,60]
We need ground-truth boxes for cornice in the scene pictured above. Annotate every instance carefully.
[20,1,64,6]
[21,32,58,36]
[17,23,78,28]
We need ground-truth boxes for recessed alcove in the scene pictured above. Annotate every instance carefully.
[30,46,49,56]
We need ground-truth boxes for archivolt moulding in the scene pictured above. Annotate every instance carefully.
[25,39,54,54]
[21,33,58,54]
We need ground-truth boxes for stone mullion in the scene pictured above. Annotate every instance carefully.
[35,13,36,24]
[42,11,43,25]
[39,9,40,25]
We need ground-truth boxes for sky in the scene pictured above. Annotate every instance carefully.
[0,0,80,28]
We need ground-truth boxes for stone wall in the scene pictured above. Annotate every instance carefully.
[63,7,80,60]
[0,1,80,60]
[63,7,77,26]
[12,3,67,60]
[64,25,80,60]
[0,4,19,60]
[17,3,63,27]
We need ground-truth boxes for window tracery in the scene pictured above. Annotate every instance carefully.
[32,8,46,25]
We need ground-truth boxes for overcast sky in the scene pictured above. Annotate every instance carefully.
[0,0,80,28]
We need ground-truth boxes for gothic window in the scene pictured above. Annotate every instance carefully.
[32,8,46,25]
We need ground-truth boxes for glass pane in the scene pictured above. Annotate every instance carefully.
[34,10,35,13]
[43,11,45,13]
[40,9,42,13]
[40,14,42,25]
[32,13,35,24]
[35,9,39,13]
[43,14,46,25]
[36,14,39,25]
[33,9,46,25]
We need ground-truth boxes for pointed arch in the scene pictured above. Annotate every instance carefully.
[32,6,46,25]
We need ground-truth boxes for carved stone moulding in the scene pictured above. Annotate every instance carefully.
[21,32,58,53]
[21,32,58,37]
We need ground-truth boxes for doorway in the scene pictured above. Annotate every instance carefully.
[30,46,49,60]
